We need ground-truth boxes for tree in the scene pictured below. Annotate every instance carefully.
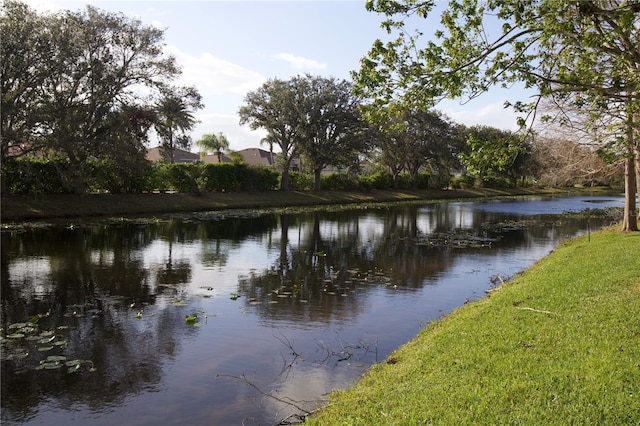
[531,135,621,188]
[294,75,369,191]
[260,135,276,166]
[239,78,307,191]
[354,0,639,230]
[1,1,184,193]
[401,109,461,188]
[458,126,530,187]
[196,132,230,163]
[154,86,203,163]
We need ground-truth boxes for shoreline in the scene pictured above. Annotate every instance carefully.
[0,187,608,224]
[308,227,640,424]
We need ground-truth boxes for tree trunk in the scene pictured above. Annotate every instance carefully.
[635,144,640,222]
[313,168,322,191]
[280,168,289,191]
[621,152,638,232]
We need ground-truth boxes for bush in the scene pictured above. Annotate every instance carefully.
[287,171,313,191]
[360,171,393,190]
[3,158,67,194]
[244,166,279,191]
[321,173,360,190]
[450,175,476,189]
[156,163,201,193]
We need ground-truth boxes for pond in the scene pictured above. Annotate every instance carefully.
[1,194,624,425]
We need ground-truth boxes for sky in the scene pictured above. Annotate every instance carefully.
[21,0,533,153]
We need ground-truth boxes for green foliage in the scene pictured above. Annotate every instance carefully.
[196,133,230,162]
[239,78,304,190]
[458,126,529,187]
[243,166,280,191]
[0,1,198,193]
[156,163,202,193]
[154,87,203,159]
[450,174,476,189]
[286,172,314,191]
[359,171,394,190]
[3,158,67,194]
[320,173,360,191]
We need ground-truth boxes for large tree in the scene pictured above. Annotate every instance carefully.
[154,86,203,163]
[295,75,369,191]
[458,125,531,187]
[354,0,639,231]
[239,77,306,191]
[0,1,198,192]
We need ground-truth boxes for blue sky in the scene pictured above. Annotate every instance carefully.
[23,0,531,152]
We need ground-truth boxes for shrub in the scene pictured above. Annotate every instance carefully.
[244,166,279,191]
[157,163,201,193]
[3,158,67,194]
[287,171,313,191]
[321,173,360,190]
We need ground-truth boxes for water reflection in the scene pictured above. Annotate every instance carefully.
[1,195,623,425]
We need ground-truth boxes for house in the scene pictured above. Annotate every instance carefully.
[201,153,234,164]
[236,148,275,167]
[146,146,199,163]
[235,148,300,171]
[145,146,300,171]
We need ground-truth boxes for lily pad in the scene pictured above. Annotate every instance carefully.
[65,359,84,367]
[7,333,25,339]
[9,323,28,329]
[43,362,62,370]
[37,346,54,352]
[47,355,67,362]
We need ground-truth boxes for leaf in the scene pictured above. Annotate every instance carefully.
[8,323,28,329]
[47,355,67,362]
[6,333,25,339]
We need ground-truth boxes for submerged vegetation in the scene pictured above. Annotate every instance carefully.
[309,227,640,424]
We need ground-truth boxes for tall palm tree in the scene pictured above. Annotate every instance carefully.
[154,89,201,163]
[196,132,230,163]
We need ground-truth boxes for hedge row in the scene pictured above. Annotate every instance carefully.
[287,171,452,191]
[2,159,280,194]
[2,158,452,195]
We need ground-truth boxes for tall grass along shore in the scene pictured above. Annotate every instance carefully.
[309,227,640,425]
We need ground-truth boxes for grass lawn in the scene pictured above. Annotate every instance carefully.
[308,227,640,425]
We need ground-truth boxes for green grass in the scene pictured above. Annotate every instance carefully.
[308,228,640,425]
[0,187,591,223]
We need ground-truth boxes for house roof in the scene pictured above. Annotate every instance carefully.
[237,148,274,167]
[202,153,233,164]
[146,146,199,163]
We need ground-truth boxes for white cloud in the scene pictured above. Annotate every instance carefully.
[166,46,266,96]
[273,53,327,71]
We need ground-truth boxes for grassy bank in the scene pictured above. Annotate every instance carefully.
[309,227,640,425]
[1,187,586,223]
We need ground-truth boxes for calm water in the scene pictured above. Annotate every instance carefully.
[1,195,624,425]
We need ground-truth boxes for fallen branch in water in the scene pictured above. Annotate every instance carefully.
[217,373,321,425]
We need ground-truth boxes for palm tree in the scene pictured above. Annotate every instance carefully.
[154,88,201,163]
[196,132,230,163]
[260,134,276,166]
